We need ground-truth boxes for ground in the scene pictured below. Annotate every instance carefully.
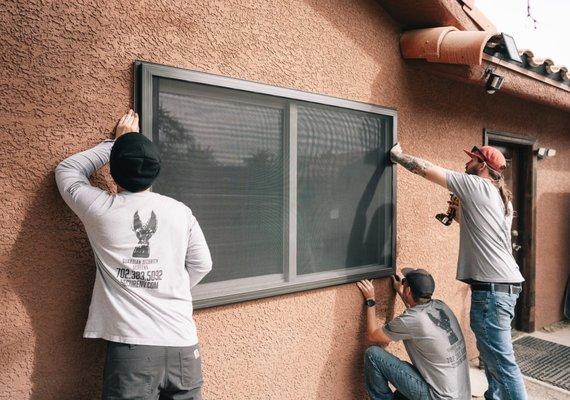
[470,321,570,399]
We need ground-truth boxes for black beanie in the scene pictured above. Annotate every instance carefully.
[110,133,161,192]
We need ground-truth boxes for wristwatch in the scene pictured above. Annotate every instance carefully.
[365,299,376,307]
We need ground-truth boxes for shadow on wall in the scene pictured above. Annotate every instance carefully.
[315,278,396,400]
[536,192,570,325]
[7,173,104,399]
[296,1,401,397]
[315,173,395,398]
[346,164,384,268]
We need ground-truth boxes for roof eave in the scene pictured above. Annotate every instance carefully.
[404,58,570,112]
[378,0,496,32]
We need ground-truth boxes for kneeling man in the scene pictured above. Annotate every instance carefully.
[357,269,470,400]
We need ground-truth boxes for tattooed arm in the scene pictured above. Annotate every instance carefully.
[390,143,448,188]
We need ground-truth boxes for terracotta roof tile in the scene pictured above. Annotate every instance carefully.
[484,45,570,87]
[401,27,496,65]
[388,1,570,89]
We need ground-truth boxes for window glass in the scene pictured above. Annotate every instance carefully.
[153,78,284,283]
[135,62,395,307]
[297,105,391,274]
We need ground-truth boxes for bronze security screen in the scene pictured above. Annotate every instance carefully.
[154,79,284,283]
[135,61,397,307]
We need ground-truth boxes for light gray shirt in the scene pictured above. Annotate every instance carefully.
[446,171,524,283]
[55,140,212,346]
[383,300,471,400]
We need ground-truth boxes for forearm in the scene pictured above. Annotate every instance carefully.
[55,140,114,193]
[391,152,434,177]
[186,245,212,288]
[186,216,213,288]
[365,305,379,337]
[55,140,114,217]
[187,260,212,288]
[365,305,392,345]
[391,150,448,188]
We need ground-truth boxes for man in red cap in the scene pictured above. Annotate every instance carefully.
[390,143,526,400]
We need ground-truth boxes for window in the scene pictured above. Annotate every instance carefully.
[135,61,397,308]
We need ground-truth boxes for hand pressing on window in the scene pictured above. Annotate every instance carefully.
[357,279,376,301]
[114,109,140,139]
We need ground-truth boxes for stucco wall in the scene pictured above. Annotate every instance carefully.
[534,128,570,329]
[1,0,569,399]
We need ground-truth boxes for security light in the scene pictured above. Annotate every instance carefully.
[536,148,556,159]
[484,69,504,94]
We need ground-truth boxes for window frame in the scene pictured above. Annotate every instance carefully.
[134,61,398,309]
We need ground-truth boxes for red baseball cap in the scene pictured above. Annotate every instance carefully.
[464,145,506,172]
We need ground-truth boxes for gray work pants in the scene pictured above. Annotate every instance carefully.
[102,341,203,400]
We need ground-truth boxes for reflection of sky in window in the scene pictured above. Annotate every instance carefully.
[297,105,384,157]
[159,92,282,166]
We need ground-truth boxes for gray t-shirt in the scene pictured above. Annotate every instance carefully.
[446,171,524,283]
[383,300,470,400]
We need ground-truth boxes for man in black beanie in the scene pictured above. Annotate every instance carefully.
[55,110,212,399]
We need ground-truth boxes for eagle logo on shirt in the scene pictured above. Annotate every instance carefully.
[132,211,157,258]
[427,308,459,345]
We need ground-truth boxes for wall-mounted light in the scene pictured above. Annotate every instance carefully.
[536,148,556,159]
[484,68,504,94]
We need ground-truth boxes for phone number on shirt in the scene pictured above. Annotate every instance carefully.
[116,268,163,281]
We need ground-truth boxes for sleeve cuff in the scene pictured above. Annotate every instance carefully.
[382,325,399,341]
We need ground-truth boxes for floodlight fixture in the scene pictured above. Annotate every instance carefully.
[536,148,556,159]
[484,68,504,94]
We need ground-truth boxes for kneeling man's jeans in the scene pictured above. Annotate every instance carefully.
[364,346,432,400]
[470,290,527,400]
[102,341,203,400]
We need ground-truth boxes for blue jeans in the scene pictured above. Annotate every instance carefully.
[364,346,432,400]
[470,290,527,400]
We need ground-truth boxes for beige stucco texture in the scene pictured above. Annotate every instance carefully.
[535,131,570,329]
[1,0,569,399]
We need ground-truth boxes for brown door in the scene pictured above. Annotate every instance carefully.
[487,131,537,332]
[493,145,524,263]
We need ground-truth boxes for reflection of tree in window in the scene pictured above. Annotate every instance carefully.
[153,106,217,203]
[296,106,387,274]
[153,103,284,283]
[243,149,281,195]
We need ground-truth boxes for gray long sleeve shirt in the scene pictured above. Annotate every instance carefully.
[55,140,212,346]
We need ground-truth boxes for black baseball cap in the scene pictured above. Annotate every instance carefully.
[401,268,435,300]
[110,132,161,192]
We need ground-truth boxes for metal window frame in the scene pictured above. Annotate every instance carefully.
[134,61,398,309]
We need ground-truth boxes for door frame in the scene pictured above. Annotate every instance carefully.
[484,129,537,332]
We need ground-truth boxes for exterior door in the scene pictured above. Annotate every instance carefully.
[491,144,525,328]
[486,130,537,332]
[492,144,524,266]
